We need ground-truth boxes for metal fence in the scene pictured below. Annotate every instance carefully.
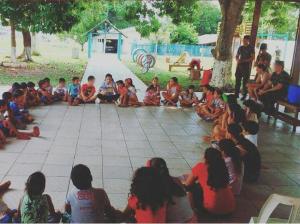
[131,43,214,57]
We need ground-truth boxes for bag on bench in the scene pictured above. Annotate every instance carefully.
[287,85,300,105]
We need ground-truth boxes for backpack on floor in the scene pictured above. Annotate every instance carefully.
[287,85,300,105]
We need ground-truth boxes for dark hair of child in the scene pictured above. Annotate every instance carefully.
[116,80,124,86]
[105,73,113,79]
[227,94,237,105]
[149,157,185,198]
[214,88,223,96]
[27,82,35,88]
[12,82,21,91]
[200,84,210,90]
[88,76,95,81]
[243,99,262,118]
[38,80,45,88]
[25,172,46,199]
[229,103,246,124]
[59,78,66,83]
[207,86,215,93]
[126,78,134,87]
[146,85,155,92]
[20,82,28,90]
[44,77,50,82]
[130,167,168,212]
[2,92,12,103]
[72,77,80,82]
[171,77,178,83]
[71,164,92,190]
[219,139,242,174]
[257,63,267,72]
[205,147,229,190]
[227,123,243,141]
[12,89,24,98]
[242,120,259,135]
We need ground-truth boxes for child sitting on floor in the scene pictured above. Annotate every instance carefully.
[243,99,262,123]
[9,82,21,93]
[116,80,128,107]
[44,77,53,96]
[147,158,197,223]
[38,79,53,105]
[151,76,161,99]
[125,78,141,107]
[54,78,68,101]
[143,85,160,106]
[242,120,259,147]
[197,88,225,121]
[195,85,215,115]
[98,73,119,103]
[65,164,119,223]
[219,139,244,195]
[27,82,40,107]
[68,77,81,106]
[80,75,96,103]
[18,172,61,223]
[162,77,181,106]
[179,85,198,107]
[123,167,169,223]
[185,147,235,215]
[9,90,33,129]
[0,99,40,140]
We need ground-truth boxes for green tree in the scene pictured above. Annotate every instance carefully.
[170,22,198,44]
[0,0,79,62]
[243,0,300,40]
[191,2,221,35]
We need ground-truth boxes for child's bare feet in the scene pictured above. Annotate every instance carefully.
[32,126,40,137]
[0,181,11,192]
[16,133,31,140]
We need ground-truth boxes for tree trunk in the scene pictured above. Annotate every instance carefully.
[211,0,246,88]
[10,20,17,63]
[32,32,38,53]
[22,30,32,61]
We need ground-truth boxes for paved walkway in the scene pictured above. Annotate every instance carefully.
[82,54,147,99]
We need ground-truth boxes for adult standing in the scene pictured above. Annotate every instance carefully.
[258,60,290,114]
[235,35,255,100]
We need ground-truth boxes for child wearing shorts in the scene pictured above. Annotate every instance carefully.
[68,77,81,106]
[80,75,97,103]
[27,82,40,106]
[179,85,198,107]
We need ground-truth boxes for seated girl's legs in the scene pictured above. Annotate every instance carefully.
[119,94,129,107]
[180,99,193,107]
[0,181,11,192]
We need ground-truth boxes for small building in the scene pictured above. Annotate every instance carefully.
[87,19,127,60]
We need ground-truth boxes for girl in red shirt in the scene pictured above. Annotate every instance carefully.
[123,167,169,223]
[185,147,235,215]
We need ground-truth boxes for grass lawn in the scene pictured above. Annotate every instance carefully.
[123,55,214,91]
[0,33,87,86]
[0,59,86,86]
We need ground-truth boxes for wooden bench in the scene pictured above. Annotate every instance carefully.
[268,100,300,133]
[168,64,190,71]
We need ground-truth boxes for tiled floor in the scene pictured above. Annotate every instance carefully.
[0,102,300,222]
